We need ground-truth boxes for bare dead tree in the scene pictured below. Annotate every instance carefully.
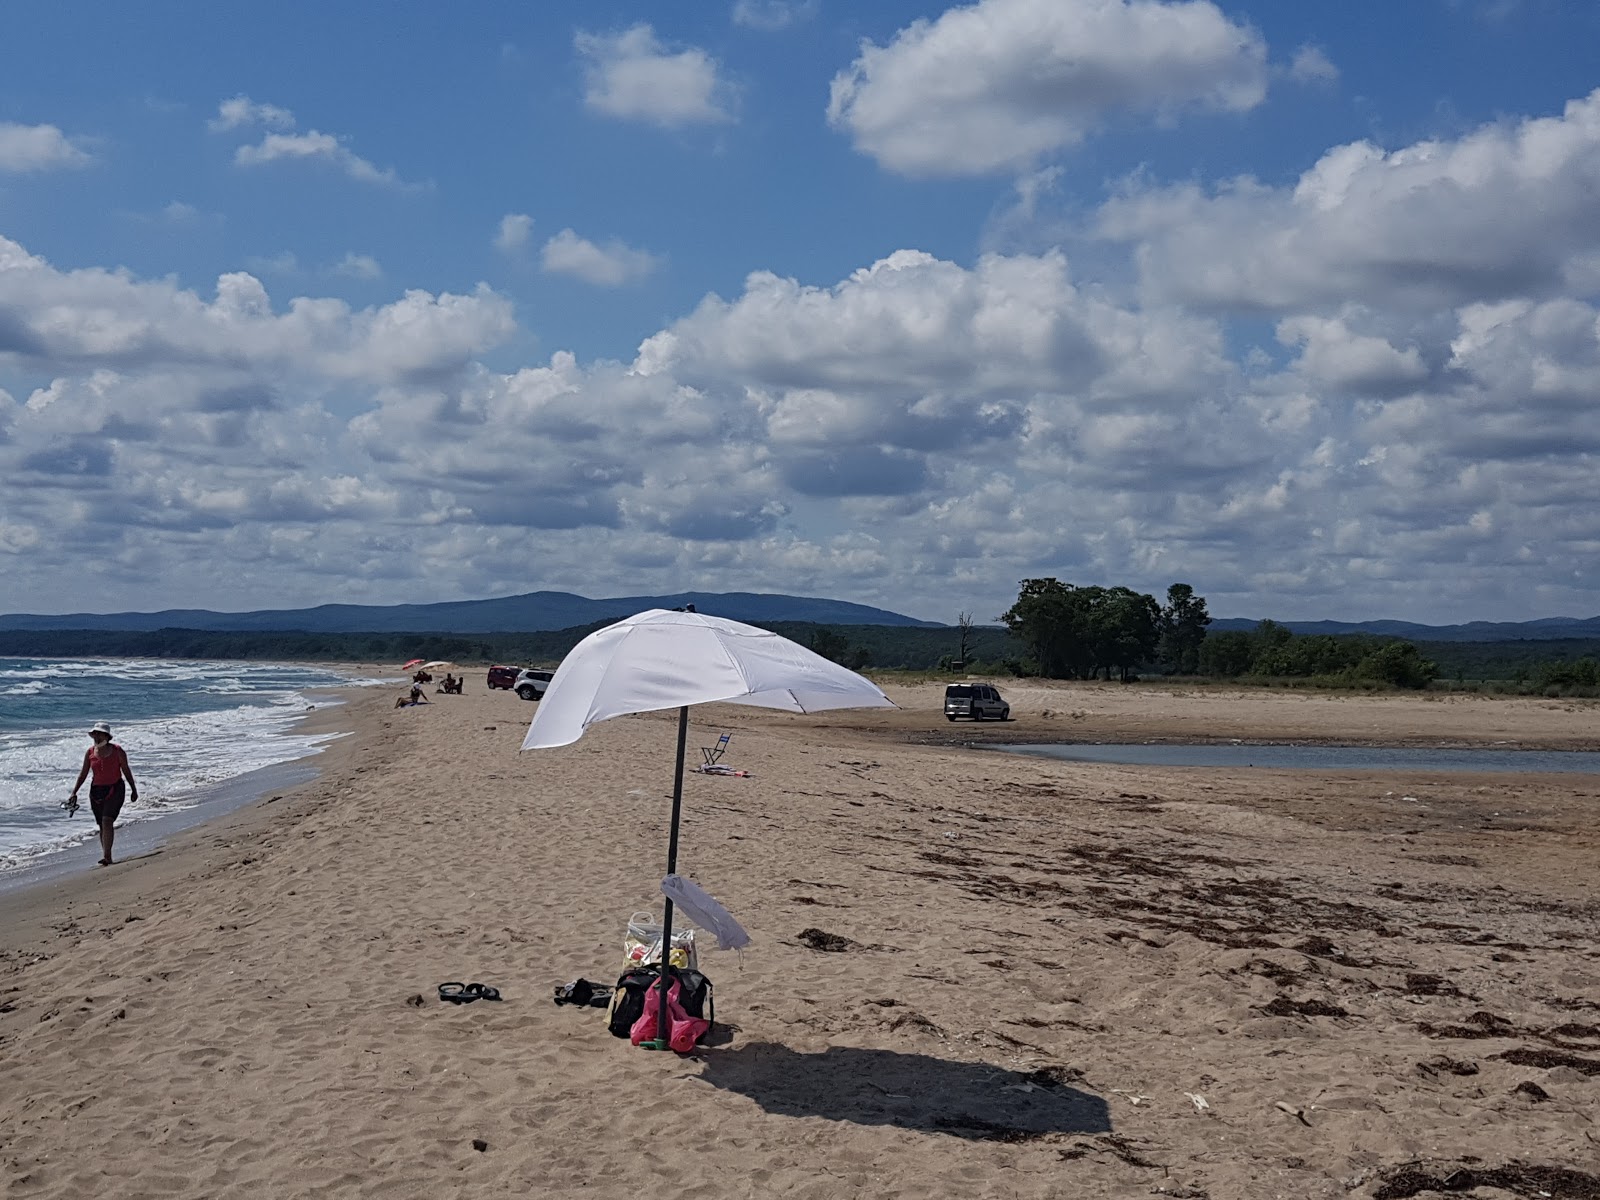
[956,610,974,668]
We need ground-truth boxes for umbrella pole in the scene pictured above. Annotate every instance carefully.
[644,704,689,1051]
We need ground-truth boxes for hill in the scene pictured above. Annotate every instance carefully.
[0,590,939,634]
[1210,615,1600,642]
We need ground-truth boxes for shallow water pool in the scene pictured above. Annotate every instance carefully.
[993,742,1600,774]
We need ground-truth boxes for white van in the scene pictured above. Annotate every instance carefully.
[943,683,1010,722]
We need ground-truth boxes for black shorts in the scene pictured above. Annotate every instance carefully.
[89,782,126,827]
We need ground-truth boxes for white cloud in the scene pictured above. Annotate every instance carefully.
[1277,313,1428,395]
[211,97,413,188]
[576,24,735,128]
[332,253,383,280]
[1099,88,1600,312]
[0,122,92,172]
[731,0,818,31]
[1288,45,1338,84]
[827,0,1268,177]
[495,213,534,254]
[0,234,514,382]
[209,95,295,132]
[4,212,1600,623]
[234,131,409,188]
[541,229,660,286]
[163,201,200,223]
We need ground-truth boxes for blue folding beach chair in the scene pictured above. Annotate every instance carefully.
[702,732,732,766]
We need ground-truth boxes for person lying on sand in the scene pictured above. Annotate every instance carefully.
[67,722,138,866]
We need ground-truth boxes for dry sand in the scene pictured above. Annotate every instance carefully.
[2,679,1597,1198]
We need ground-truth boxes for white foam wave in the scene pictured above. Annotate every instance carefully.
[0,665,80,679]
[1,681,47,696]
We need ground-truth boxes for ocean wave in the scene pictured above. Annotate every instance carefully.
[0,677,351,871]
[0,825,98,871]
[0,680,47,696]
[0,665,79,679]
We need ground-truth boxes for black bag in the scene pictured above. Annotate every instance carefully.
[674,968,714,1025]
[607,967,660,1038]
[606,966,714,1038]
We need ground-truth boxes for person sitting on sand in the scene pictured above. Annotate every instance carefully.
[67,722,138,866]
[409,682,428,704]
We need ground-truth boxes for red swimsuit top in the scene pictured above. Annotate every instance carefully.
[85,744,128,786]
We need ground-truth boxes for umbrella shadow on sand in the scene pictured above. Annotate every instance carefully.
[696,1042,1112,1142]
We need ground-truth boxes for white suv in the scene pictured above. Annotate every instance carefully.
[514,669,554,701]
[944,683,1010,722]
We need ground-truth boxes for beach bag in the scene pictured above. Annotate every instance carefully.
[606,967,714,1040]
[673,968,714,1025]
[607,967,660,1038]
[628,979,711,1052]
[624,911,698,970]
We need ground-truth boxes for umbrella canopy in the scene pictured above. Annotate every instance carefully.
[402,658,426,669]
[419,660,454,672]
[520,607,894,1052]
[521,608,894,750]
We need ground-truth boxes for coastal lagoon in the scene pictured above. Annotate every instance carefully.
[995,741,1600,774]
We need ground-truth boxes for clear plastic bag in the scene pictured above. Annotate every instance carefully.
[624,911,697,969]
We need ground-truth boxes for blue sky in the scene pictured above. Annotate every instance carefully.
[2,0,1598,624]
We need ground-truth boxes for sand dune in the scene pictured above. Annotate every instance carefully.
[2,680,1596,1198]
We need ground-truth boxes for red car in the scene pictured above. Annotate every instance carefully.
[486,665,519,690]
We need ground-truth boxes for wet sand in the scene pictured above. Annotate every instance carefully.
[2,679,1596,1198]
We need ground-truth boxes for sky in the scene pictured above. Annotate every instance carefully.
[2,0,1598,626]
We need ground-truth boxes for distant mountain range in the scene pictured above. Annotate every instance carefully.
[0,590,940,634]
[1210,615,1600,643]
[2,590,1595,642]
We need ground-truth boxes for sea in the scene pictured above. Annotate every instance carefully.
[0,658,392,874]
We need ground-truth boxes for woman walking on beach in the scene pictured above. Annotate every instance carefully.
[68,722,138,866]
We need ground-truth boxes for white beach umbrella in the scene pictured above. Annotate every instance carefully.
[521,608,894,750]
[520,607,895,1049]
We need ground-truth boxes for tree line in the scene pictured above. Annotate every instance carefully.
[4,611,1592,691]
[996,580,1443,689]
[999,579,1211,681]
[1198,620,1438,688]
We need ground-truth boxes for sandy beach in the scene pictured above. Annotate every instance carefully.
[2,679,1597,1198]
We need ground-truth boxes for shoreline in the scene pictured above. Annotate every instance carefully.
[0,757,324,899]
[0,680,379,950]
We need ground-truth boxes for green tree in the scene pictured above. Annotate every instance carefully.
[1096,587,1163,682]
[1158,583,1211,674]
[1353,641,1439,689]
[809,627,870,671]
[1000,578,1082,678]
[1197,630,1254,676]
[1001,579,1162,680]
[1246,620,1296,675]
